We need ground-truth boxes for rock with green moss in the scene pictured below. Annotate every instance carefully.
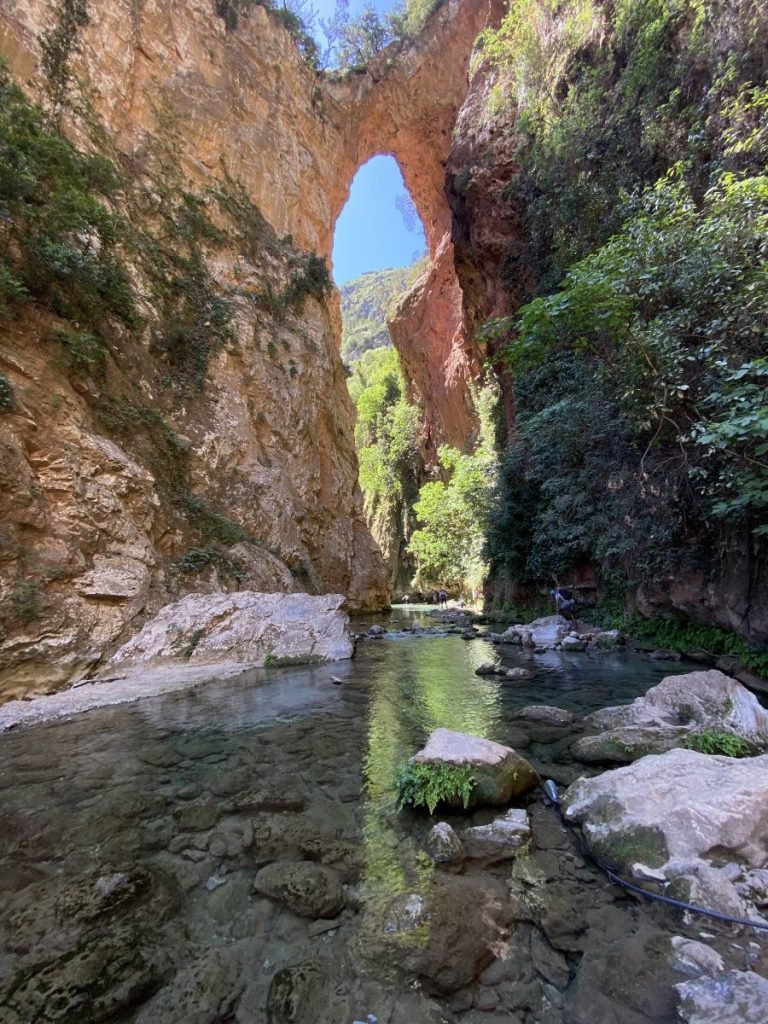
[575,670,768,764]
[563,748,768,921]
[572,726,689,765]
[408,727,539,809]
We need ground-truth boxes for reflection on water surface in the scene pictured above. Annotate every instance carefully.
[0,615,748,1023]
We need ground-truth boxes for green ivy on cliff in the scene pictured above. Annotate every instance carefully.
[0,63,137,335]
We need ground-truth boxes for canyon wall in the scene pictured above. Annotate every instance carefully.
[0,0,499,695]
[443,29,768,645]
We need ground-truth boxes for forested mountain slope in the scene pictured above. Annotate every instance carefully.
[340,264,421,364]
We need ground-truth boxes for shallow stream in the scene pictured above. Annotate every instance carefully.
[1,607,765,1023]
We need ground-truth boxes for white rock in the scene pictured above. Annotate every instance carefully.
[74,556,150,599]
[110,591,352,668]
[587,671,768,748]
[505,667,533,679]
[463,808,530,861]
[670,936,725,977]
[676,970,768,1023]
[563,748,768,918]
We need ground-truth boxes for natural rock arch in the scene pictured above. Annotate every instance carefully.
[319,0,504,453]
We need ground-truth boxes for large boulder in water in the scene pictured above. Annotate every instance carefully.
[573,670,768,764]
[411,728,538,808]
[110,592,352,669]
[500,614,569,649]
[562,748,768,920]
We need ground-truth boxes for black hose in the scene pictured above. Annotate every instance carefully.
[541,779,768,932]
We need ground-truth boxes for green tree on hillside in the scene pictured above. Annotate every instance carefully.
[408,385,499,591]
[348,347,420,519]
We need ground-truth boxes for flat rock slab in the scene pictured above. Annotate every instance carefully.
[110,591,352,669]
[413,728,538,807]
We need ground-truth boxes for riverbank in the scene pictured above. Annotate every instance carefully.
[0,661,257,733]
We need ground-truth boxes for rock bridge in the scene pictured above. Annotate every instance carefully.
[1,0,501,450]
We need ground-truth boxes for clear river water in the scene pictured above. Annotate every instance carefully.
[0,606,764,1024]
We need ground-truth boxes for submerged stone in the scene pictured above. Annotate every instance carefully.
[462,808,530,862]
[253,861,344,918]
[370,875,515,995]
[424,822,465,864]
[514,705,575,726]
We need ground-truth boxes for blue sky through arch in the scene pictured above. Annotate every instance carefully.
[332,154,427,285]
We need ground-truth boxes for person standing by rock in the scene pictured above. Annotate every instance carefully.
[551,586,575,621]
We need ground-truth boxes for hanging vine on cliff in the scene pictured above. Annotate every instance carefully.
[39,0,89,121]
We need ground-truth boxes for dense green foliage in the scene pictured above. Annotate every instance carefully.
[489,173,768,586]
[477,0,768,624]
[478,0,768,293]
[683,730,756,757]
[340,264,418,364]
[408,386,498,591]
[620,617,768,678]
[0,65,137,338]
[348,346,420,526]
[394,759,476,813]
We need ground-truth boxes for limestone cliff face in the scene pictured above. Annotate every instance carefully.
[0,231,384,697]
[0,0,499,694]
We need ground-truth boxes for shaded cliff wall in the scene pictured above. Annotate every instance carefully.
[443,17,768,646]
